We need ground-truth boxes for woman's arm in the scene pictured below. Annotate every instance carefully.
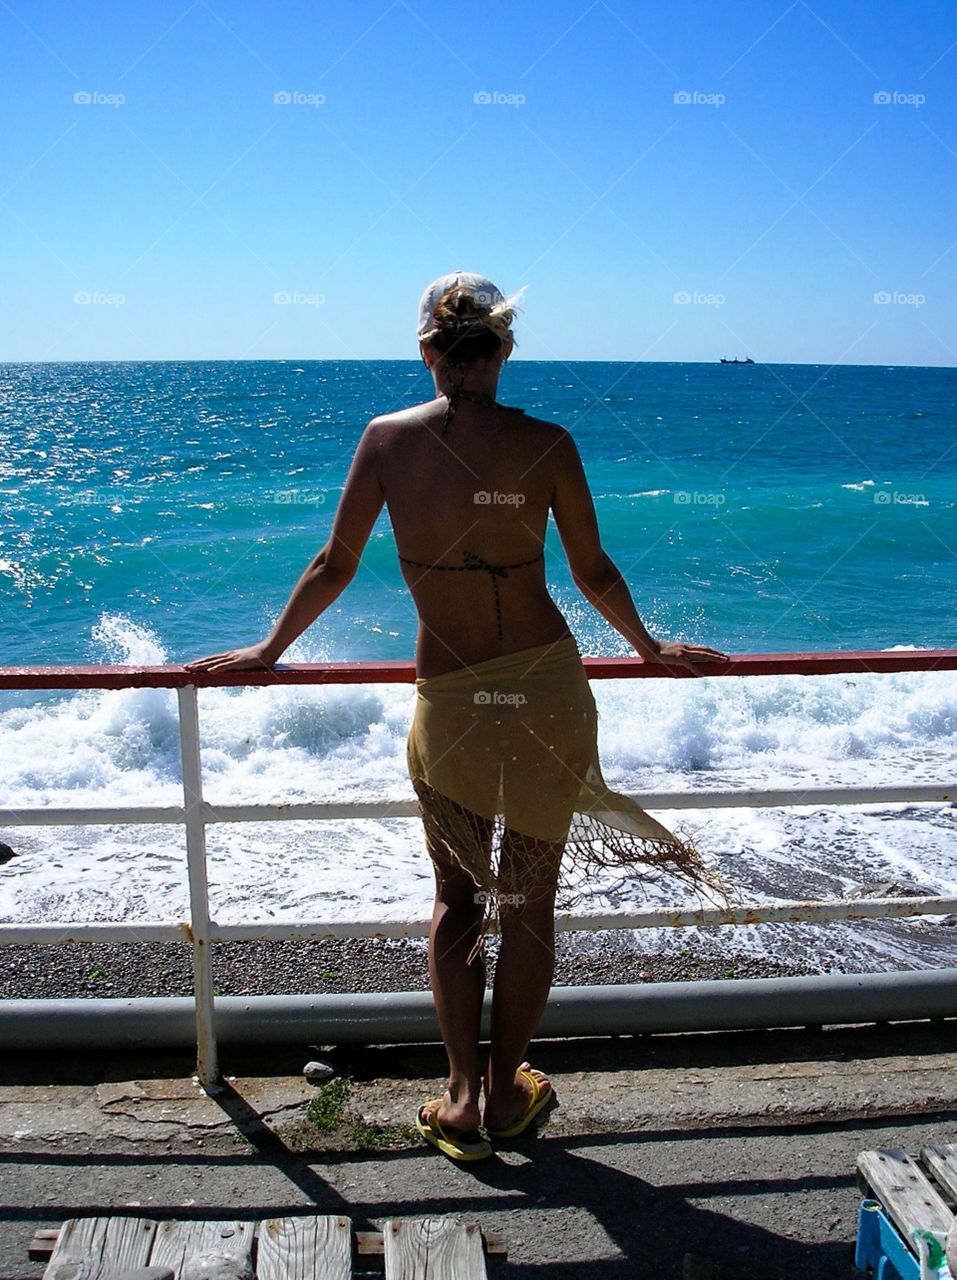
[550,430,727,675]
[184,423,386,673]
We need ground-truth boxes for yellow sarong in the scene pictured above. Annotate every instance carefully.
[407,635,723,936]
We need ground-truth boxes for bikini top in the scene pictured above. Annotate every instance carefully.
[398,548,545,641]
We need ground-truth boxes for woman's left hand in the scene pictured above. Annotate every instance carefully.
[651,641,729,676]
[183,641,277,673]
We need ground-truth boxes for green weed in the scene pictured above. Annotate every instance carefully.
[306,1077,350,1131]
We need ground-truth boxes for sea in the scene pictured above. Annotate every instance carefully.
[1,359,956,973]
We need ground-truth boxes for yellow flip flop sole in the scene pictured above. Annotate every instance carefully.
[415,1098,493,1161]
[486,1065,557,1139]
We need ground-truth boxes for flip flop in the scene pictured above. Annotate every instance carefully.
[486,1063,558,1139]
[415,1097,493,1162]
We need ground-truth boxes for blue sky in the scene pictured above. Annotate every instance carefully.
[1,0,955,364]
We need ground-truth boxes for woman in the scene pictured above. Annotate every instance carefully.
[186,271,727,1162]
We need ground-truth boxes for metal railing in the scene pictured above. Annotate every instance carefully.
[1,648,955,1086]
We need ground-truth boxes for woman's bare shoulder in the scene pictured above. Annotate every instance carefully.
[364,402,572,467]
[516,413,576,461]
[356,407,431,466]
[367,399,442,438]
[518,410,569,439]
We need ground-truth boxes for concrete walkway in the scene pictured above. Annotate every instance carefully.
[3,1020,957,1278]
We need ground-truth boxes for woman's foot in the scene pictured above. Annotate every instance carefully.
[434,1089,482,1132]
[483,1063,554,1136]
[416,1097,492,1162]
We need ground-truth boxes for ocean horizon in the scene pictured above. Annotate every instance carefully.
[6,358,955,369]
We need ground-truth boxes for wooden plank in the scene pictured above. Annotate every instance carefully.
[257,1216,352,1280]
[149,1220,255,1277]
[922,1144,957,1205]
[29,1229,60,1261]
[356,1229,506,1258]
[383,1218,487,1280]
[30,1223,508,1266]
[857,1149,954,1249]
[43,1217,156,1280]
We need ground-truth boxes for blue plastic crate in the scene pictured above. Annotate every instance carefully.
[855,1199,952,1280]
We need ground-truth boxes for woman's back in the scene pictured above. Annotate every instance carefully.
[376,396,572,675]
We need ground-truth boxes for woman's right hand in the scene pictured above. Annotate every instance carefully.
[183,641,278,674]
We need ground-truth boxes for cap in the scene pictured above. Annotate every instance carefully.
[416,270,522,342]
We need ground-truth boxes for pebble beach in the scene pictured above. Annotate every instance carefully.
[0,934,833,1001]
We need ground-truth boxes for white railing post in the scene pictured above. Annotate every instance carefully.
[176,684,219,1089]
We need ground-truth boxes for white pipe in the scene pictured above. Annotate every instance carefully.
[0,923,190,943]
[196,785,956,817]
[205,895,957,936]
[552,895,957,930]
[2,784,953,826]
[177,686,218,1089]
[0,806,185,825]
[3,895,956,946]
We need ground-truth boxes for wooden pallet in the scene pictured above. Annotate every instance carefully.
[30,1216,506,1279]
[856,1145,957,1277]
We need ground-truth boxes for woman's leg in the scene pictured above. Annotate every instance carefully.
[424,815,492,1131]
[483,832,562,1131]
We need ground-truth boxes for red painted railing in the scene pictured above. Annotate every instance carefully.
[1,648,956,690]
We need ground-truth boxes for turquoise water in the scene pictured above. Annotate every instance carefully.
[2,359,954,666]
[1,360,955,965]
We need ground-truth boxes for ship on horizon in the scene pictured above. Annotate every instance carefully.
[719,356,755,364]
